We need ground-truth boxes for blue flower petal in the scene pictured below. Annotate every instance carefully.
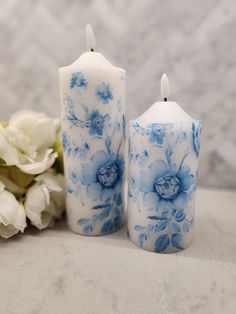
[180,174,194,191]
[158,199,172,212]
[149,160,167,179]
[177,166,190,180]
[91,150,108,170]
[101,187,114,202]
[173,192,189,210]
[143,192,159,211]
[87,183,102,201]
[80,164,96,185]
[95,83,113,104]
[139,170,154,193]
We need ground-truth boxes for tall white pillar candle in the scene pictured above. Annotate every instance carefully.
[128,74,202,252]
[59,25,126,235]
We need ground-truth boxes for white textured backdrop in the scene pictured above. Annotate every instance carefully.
[0,0,236,189]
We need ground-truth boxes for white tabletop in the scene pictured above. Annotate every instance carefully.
[1,187,236,314]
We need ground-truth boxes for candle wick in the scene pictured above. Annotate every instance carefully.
[164,98,167,101]
[91,48,94,52]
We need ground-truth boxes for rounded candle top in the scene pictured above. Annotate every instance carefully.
[134,73,195,125]
[59,24,125,73]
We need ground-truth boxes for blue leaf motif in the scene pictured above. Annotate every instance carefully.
[192,122,201,157]
[78,218,90,225]
[92,204,110,210]
[175,209,186,222]
[134,225,146,232]
[148,216,167,221]
[101,220,114,233]
[114,215,122,229]
[138,233,147,247]
[156,219,168,231]
[172,222,181,233]
[114,207,120,216]
[155,234,170,252]
[114,193,122,206]
[98,206,111,221]
[183,222,190,232]
[165,146,173,166]
[171,233,183,250]
[84,225,93,234]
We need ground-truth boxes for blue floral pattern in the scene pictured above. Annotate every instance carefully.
[70,72,88,89]
[148,123,168,145]
[61,69,125,235]
[192,122,201,157]
[128,121,201,252]
[131,122,171,147]
[62,131,89,158]
[66,168,80,196]
[86,110,110,136]
[63,95,111,137]
[77,139,124,234]
[95,83,113,104]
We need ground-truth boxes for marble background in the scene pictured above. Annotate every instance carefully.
[0,0,235,189]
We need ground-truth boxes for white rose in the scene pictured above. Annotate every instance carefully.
[0,111,59,174]
[8,110,59,151]
[25,172,65,230]
[0,181,26,238]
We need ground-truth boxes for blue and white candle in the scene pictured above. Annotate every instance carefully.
[128,74,201,252]
[59,25,126,235]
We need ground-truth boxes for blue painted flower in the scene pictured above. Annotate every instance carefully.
[86,110,110,136]
[66,168,80,196]
[95,83,113,104]
[148,123,166,145]
[69,170,79,184]
[192,122,201,157]
[80,149,124,202]
[128,139,148,166]
[139,159,194,212]
[70,72,88,89]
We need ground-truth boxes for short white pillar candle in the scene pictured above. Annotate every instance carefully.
[128,74,202,252]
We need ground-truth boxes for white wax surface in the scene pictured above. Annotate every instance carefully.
[135,101,195,125]
[59,52,124,73]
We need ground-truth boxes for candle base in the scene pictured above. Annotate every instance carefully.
[67,218,123,236]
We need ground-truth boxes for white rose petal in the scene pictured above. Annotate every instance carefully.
[0,187,26,238]
[0,111,59,174]
[5,127,37,160]
[17,150,57,175]
[24,183,52,230]
[0,125,21,165]
[9,110,57,150]
[25,173,65,230]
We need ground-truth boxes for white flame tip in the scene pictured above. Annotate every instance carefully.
[161,73,170,99]
[85,24,96,51]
